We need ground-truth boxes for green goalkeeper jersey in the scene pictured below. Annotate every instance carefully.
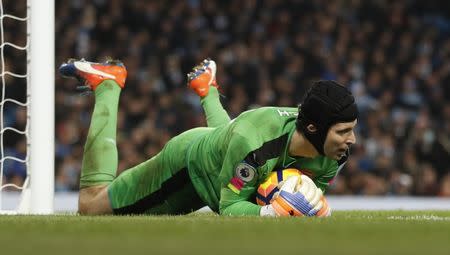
[186,106,346,216]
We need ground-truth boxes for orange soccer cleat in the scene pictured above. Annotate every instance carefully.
[59,58,127,91]
[187,58,219,97]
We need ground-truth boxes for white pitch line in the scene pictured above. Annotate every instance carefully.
[387,215,450,221]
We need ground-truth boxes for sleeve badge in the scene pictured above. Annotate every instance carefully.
[227,162,257,194]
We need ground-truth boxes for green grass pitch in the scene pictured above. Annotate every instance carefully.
[1,211,450,255]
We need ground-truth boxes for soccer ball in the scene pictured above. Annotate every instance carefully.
[256,168,302,205]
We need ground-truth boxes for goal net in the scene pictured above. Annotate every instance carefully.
[0,0,54,214]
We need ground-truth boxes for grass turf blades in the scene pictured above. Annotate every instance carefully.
[1,211,449,255]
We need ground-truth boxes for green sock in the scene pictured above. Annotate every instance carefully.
[200,87,230,127]
[79,80,121,188]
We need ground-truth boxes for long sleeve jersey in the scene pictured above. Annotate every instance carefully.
[186,107,347,215]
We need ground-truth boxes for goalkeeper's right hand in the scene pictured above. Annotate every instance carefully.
[259,175,331,217]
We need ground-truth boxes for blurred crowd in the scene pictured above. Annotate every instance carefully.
[2,0,450,196]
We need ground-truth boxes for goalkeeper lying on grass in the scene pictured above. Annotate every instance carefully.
[59,58,358,217]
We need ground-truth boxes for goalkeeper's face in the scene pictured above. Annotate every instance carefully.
[323,120,357,160]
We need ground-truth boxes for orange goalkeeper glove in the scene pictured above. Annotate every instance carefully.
[260,175,331,217]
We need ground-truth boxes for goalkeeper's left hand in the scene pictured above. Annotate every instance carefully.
[260,175,331,217]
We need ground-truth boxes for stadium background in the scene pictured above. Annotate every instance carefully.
[2,0,450,197]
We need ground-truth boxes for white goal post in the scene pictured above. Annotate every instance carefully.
[0,0,54,214]
[29,0,54,214]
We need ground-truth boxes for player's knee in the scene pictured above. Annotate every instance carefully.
[78,199,95,215]
[78,190,97,215]
[78,200,105,215]
[78,185,112,215]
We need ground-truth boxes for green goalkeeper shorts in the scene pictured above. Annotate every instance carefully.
[107,128,210,215]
